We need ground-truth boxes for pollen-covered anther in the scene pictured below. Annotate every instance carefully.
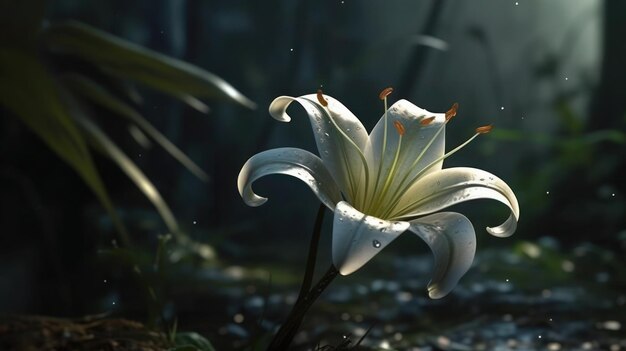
[420,116,436,126]
[379,87,394,100]
[316,89,328,107]
[445,102,459,121]
[393,120,405,136]
[475,124,494,134]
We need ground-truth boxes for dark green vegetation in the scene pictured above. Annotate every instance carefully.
[1,1,625,350]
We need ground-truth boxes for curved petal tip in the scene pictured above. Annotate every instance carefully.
[427,283,447,299]
[486,213,518,238]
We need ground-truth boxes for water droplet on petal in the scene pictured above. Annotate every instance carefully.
[373,240,381,248]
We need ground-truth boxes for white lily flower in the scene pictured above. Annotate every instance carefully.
[238,90,519,299]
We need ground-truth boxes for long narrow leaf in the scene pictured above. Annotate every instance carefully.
[0,49,129,245]
[61,73,209,181]
[42,21,256,110]
[75,115,181,238]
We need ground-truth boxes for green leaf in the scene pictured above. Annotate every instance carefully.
[42,21,256,110]
[61,73,209,181]
[74,115,181,238]
[173,332,216,351]
[0,48,129,245]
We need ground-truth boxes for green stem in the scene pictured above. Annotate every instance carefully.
[297,204,326,303]
[269,204,325,349]
[267,265,339,350]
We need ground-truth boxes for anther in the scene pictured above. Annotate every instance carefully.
[316,89,328,107]
[393,120,405,136]
[379,87,394,100]
[475,124,494,134]
[445,102,459,121]
[420,116,436,126]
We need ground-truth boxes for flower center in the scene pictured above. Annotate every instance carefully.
[361,92,490,220]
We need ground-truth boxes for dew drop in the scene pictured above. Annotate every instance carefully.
[373,240,382,248]
[324,132,330,137]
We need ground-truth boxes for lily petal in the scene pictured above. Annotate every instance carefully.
[365,100,445,205]
[332,201,409,275]
[269,95,370,204]
[408,212,476,299]
[392,167,519,238]
[238,147,342,210]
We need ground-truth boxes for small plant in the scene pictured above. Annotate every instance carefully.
[238,88,519,349]
[1,1,255,246]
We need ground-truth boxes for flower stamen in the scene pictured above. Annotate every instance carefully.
[367,87,395,210]
[445,102,459,121]
[316,89,328,107]
[475,124,494,134]
[386,125,493,218]
[420,116,436,126]
[380,103,462,217]
[393,120,405,136]
[379,87,394,100]
[371,123,404,215]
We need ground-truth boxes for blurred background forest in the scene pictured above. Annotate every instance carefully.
[1,0,625,350]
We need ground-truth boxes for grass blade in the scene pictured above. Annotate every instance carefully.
[61,73,209,181]
[43,21,256,110]
[0,49,129,245]
[75,115,181,238]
